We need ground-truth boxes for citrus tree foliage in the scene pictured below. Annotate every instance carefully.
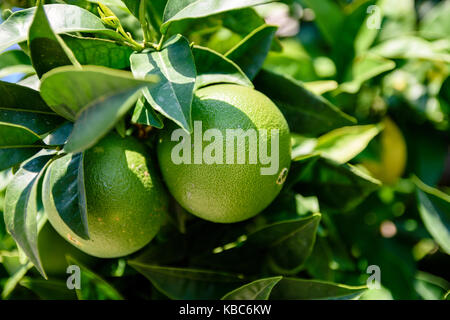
[0,0,449,300]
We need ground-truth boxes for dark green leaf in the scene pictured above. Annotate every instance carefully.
[1,262,33,300]
[225,24,277,80]
[161,0,273,34]
[128,263,245,299]
[0,148,40,172]
[19,277,77,300]
[43,122,74,146]
[0,121,46,172]
[67,255,124,300]
[247,214,321,274]
[0,80,52,113]
[28,1,80,78]
[62,34,134,69]
[3,150,56,277]
[0,49,33,78]
[290,156,381,211]
[0,80,63,136]
[222,7,265,36]
[193,45,253,89]
[270,278,366,300]
[414,178,450,254]
[43,152,89,240]
[131,96,164,128]
[254,69,356,135]
[191,214,321,275]
[222,276,282,300]
[300,0,344,46]
[0,4,123,52]
[130,34,196,132]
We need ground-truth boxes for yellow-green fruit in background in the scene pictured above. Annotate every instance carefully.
[362,117,407,184]
[38,222,95,277]
[157,84,291,223]
[43,132,168,258]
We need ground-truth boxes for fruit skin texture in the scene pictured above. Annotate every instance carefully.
[362,117,407,184]
[38,223,95,277]
[43,132,168,258]
[157,84,291,223]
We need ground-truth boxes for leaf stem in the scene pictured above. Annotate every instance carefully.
[156,33,166,51]
[139,0,151,44]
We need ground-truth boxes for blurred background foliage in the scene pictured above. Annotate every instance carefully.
[0,0,449,300]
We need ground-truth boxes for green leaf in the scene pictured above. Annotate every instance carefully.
[0,49,33,79]
[130,34,196,132]
[43,152,89,240]
[339,54,396,94]
[414,178,450,255]
[17,75,40,91]
[419,0,450,40]
[131,96,164,128]
[131,231,187,266]
[0,121,46,171]
[19,277,77,300]
[303,81,338,96]
[254,69,356,135]
[0,122,42,147]
[62,34,134,69]
[43,122,74,146]
[28,1,80,78]
[247,214,321,274]
[222,7,265,37]
[270,278,366,300]
[3,150,56,278]
[1,261,33,300]
[0,80,63,136]
[314,124,381,164]
[0,149,40,172]
[161,0,273,34]
[370,36,450,63]
[63,88,145,153]
[193,45,253,90]
[225,24,277,80]
[414,271,450,300]
[289,156,381,212]
[0,4,123,53]
[128,263,245,299]
[221,276,282,300]
[354,3,383,55]
[67,255,124,300]
[40,65,158,121]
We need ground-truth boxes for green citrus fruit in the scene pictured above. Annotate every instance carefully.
[157,84,291,223]
[38,222,96,277]
[43,132,168,258]
[362,117,407,184]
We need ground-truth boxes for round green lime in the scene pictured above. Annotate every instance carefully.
[43,132,168,258]
[157,84,291,223]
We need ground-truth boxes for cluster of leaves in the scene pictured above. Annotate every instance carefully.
[0,0,449,300]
